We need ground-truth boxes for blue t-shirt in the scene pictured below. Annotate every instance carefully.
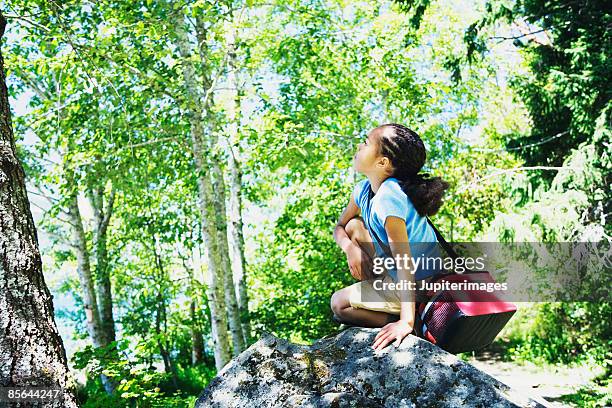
[353,177,442,281]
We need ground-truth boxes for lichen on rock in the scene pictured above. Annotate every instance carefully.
[195,327,547,408]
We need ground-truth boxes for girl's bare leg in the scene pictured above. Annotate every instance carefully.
[331,216,398,328]
[331,287,398,328]
[344,216,377,266]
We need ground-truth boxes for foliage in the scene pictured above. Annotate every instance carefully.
[396,0,611,199]
[557,371,612,408]
[480,111,610,366]
[72,340,212,407]
[249,175,354,343]
[4,0,610,403]
[503,303,611,365]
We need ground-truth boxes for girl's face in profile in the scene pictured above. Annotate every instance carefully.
[353,128,383,175]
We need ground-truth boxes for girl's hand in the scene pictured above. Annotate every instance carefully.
[346,244,372,281]
[372,320,414,351]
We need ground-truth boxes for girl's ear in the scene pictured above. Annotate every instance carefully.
[377,156,392,170]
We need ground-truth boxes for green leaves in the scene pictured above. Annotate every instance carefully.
[8,0,609,399]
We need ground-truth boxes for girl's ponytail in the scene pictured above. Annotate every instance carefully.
[377,124,450,217]
[397,172,450,217]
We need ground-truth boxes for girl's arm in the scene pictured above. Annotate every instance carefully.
[333,195,368,280]
[333,195,360,254]
[372,216,416,350]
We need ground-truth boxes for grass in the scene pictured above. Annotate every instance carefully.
[554,373,611,408]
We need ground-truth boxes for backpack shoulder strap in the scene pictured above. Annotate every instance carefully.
[365,184,466,273]
[365,185,392,257]
[425,217,460,259]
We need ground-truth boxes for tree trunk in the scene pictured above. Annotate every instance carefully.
[0,13,78,407]
[172,9,231,370]
[213,163,246,356]
[195,11,246,356]
[190,299,205,365]
[194,12,245,357]
[225,23,252,347]
[183,254,205,365]
[67,192,104,347]
[226,154,250,346]
[66,190,115,394]
[153,244,179,389]
[88,186,116,346]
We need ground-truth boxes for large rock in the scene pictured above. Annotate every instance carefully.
[195,327,547,408]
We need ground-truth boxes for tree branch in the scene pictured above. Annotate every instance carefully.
[3,14,51,32]
[489,28,546,42]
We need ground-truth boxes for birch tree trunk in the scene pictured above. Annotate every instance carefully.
[0,13,78,407]
[171,9,231,370]
[212,163,246,356]
[66,189,115,394]
[193,12,245,357]
[88,186,116,345]
[225,23,252,347]
[66,191,104,348]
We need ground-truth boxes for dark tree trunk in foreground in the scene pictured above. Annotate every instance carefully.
[0,13,78,408]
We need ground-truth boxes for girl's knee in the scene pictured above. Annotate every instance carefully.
[345,216,366,239]
[330,289,351,315]
[345,217,374,256]
[330,291,342,315]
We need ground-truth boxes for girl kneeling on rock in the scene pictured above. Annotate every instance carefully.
[331,123,449,351]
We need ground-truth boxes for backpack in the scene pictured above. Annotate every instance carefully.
[365,184,517,354]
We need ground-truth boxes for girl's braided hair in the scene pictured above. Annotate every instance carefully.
[377,123,449,216]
